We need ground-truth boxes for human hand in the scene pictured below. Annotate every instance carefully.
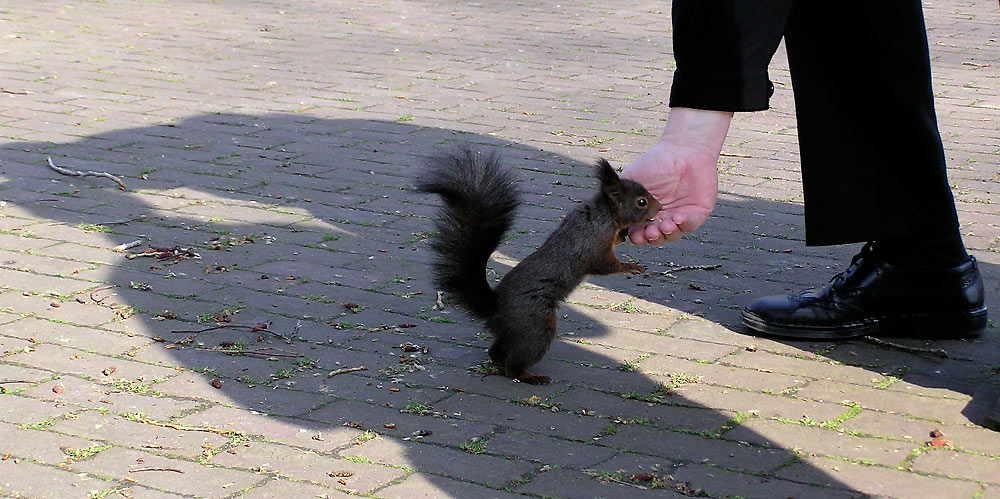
[621,108,732,245]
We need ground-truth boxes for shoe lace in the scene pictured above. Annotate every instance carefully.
[828,241,876,288]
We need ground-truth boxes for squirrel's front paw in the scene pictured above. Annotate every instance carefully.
[621,262,645,275]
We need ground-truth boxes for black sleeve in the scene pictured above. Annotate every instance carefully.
[668,0,795,112]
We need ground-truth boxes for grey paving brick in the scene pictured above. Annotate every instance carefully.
[177,405,361,452]
[71,446,264,499]
[0,420,101,465]
[377,472,523,499]
[6,342,178,387]
[518,467,687,498]
[236,479,354,498]
[52,411,229,460]
[1,317,150,356]
[0,394,73,425]
[911,449,1000,484]
[724,418,917,467]
[0,458,110,499]
[797,378,980,426]
[22,375,200,421]
[213,440,405,494]
[776,455,981,498]
[597,423,787,474]
[343,436,536,488]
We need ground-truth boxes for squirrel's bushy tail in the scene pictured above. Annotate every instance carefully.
[417,145,519,319]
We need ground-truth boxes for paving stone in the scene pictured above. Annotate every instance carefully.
[431,392,610,440]
[213,440,405,494]
[552,387,734,433]
[911,449,1000,484]
[1,317,151,356]
[0,291,120,326]
[152,371,327,417]
[22,375,200,421]
[671,462,859,498]
[0,458,110,498]
[0,334,32,356]
[377,472,523,499]
[237,479,354,498]
[839,410,1000,457]
[176,405,360,452]
[303,398,493,447]
[52,411,229,459]
[484,429,617,468]
[724,418,917,467]
[0,394,73,425]
[796,378,979,426]
[343,436,536,488]
[7,343,179,386]
[518,467,687,498]
[597,423,787,474]
[669,383,846,422]
[0,361,52,384]
[71,447,264,499]
[0,420,101,465]
[776,455,981,498]
[722,350,895,386]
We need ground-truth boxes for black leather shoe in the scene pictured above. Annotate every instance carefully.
[742,242,987,340]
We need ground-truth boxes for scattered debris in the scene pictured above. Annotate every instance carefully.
[328,470,354,478]
[745,345,758,352]
[210,379,222,389]
[125,246,200,263]
[46,156,126,190]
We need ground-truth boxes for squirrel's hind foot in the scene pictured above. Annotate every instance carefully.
[513,372,551,385]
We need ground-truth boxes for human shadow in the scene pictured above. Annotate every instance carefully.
[1,113,995,497]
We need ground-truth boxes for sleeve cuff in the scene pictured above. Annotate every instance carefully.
[668,67,775,112]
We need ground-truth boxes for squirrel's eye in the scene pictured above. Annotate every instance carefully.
[636,197,647,208]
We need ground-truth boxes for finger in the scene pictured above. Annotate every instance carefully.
[628,225,648,246]
[645,223,668,242]
[655,218,679,237]
[672,213,701,233]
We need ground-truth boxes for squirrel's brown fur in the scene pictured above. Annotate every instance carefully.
[418,145,662,384]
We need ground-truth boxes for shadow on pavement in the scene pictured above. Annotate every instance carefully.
[1,113,997,497]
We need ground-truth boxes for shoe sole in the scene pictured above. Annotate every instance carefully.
[741,306,988,340]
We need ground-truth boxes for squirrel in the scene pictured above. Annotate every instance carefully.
[418,146,662,385]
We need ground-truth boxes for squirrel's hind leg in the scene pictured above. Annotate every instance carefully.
[501,311,557,385]
[487,340,507,366]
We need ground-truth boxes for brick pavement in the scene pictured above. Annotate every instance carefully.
[0,1,997,498]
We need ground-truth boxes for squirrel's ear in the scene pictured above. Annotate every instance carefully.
[596,158,622,197]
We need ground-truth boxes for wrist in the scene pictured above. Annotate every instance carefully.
[658,107,733,156]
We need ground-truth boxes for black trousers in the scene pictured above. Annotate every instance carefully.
[669,1,960,246]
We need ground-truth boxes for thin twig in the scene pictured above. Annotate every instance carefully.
[46,157,126,190]
[1,88,29,95]
[129,467,184,473]
[170,322,290,344]
[88,284,116,304]
[112,240,143,253]
[137,417,244,436]
[0,379,34,384]
[194,347,304,358]
[663,264,722,274]
[328,366,368,377]
[862,336,948,358]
